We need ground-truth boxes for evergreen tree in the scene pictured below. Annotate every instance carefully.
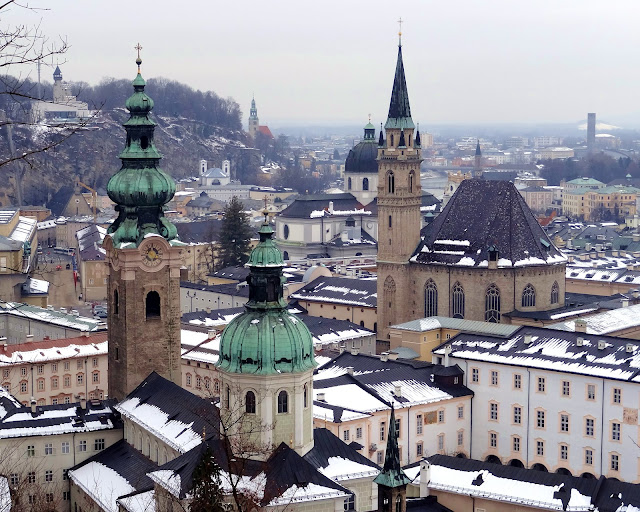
[218,196,253,268]
[190,445,226,512]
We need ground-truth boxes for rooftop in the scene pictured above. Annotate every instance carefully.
[291,276,377,308]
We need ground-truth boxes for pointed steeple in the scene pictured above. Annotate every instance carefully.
[378,123,384,146]
[415,127,421,147]
[475,139,482,157]
[53,65,62,82]
[374,406,411,488]
[385,43,415,130]
[250,96,258,119]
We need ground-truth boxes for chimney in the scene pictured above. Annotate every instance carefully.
[207,329,217,339]
[394,385,402,398]
[634,233,640,242]
[622,298,630,308]
[328,201,334,213]
[576,337,584,347]
[30,397,36,415]
[380,353,389,362]
[80,396,87,410]
[346,366,354,376]
[444,344,452,367]
[350,348,359,356]
[632,289,640,299]
[574,318,587,333]
[2,343,6,352]
[317,392,325,402]
[524,334,533,345]
[420,461,431,497]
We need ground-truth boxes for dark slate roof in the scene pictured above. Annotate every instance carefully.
[345,139,378,174]
[406,496,453,512]
[186,195,217,208]
[182,306,244,325]
[433,326,640,382]
[385,44,413,129]
[414,179,565,267]
[326,227,377,248]
[298,315,375,339]
[421,191,441,208]
[291,276,377,308]
[180,280,250,298]
[47,185,74,217]
[210,266,250,282]
[278,194,366,219]
[304,427,379,472]
[70,439,157,493]
[175,219,223,243]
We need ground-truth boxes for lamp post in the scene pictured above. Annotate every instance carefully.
[186,290,197,313]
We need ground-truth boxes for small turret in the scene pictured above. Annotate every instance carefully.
[378,123,384,146]
[375,406,410,512]
[53,66,62,82]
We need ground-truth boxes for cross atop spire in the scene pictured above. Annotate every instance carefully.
[385,35,414,130]
[398,17,403,45]
[134,43,143,72]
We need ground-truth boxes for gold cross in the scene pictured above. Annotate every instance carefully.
[135,43,143,59]
[368,113,371,123]
[398,17,403,38]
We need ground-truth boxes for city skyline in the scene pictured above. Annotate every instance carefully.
[6,0,640,127]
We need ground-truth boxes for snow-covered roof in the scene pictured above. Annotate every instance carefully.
[291,276,377,308]
[71,462,137,512]
[0,302,105,332]
[548,304,640,335]
[391,316,519,337]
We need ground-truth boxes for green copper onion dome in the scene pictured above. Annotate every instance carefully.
[106,52,178,247]
[217,217,316,375]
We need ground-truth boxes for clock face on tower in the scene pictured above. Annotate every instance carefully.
[142,243,164,267]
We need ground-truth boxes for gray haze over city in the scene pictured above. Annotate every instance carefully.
[8,0,640,128]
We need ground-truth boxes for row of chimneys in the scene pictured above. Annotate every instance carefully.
[523,332,636,353]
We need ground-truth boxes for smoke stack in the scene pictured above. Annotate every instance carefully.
[587,113,596,152]
[575,318,587,333]
[30,398,36,415]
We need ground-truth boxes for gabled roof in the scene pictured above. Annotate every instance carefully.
[201,167,227,179]
[115,372,220,454]
[258,125,274,139]
[413,179,566,268]
[278,194,367,219]
[175,219,223,243]
[290,276,377,308]
[211,266,250,282]
[391,316,519,338]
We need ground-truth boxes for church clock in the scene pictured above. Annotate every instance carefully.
[142,242,163,267]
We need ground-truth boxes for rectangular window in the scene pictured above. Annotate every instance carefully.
[536,440,544,456]
[513,374,522,389]
[20,367,26,377]
[472,368,479,383]
[586,418,595,437]
[613,388,621,404]
[537,410,545,429]
[77,373,83,385]
[343,430,350,441]
[416,415,423,434]
[491,370,498,386]
[457,405,464,419]
[395,418,401,436]
[611,454,619,471]
[64,376,70,388]
[51,363,57,373]
[64,361,70,371]
[490,432,497,448]
[560,445,568,460]
[438,410,444,423]
[37,365,44,375]
[94,438,105,451]
[513,406,522,424]
[562,381,570,396]
[513,436,520,452]
[92,372,99,383]
[380,422,385,442]
[92,357,99,368]
[612,422,621,441]
[63,492,70,501]
[537,377,546,392]
[561,414,569,433]
[490,403,498,421]
[61,442,69,454]
[27,445,35,457]
[46,493,53,503]
[356,427,362,439]
[77,360,83,370]
[44,443,53,455]
[437,434,444,451]
[9,474,18,487]
[78,440,87,452]
[377,451,383,464]
[27,472,35,484]
[416,443,423,457]
[587,384,596,400]
[45,470,53,482]
[2,370,7,379]
[37,380,44,391]
[457,431,463,446]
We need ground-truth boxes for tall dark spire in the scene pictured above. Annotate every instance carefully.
[385,44,414,130]
[374,406,411,488]
[475,139,482,157]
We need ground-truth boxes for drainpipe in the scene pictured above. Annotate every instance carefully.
[600,378,605,477]
[526,368,531,468]
[407,404,411,465]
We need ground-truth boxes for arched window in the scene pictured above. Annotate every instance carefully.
[424,279,438,317]
[225,385,230,409]
[409,171,415,193]
[522,284,536,308]
[363,177,369,191]
[283,224,289,240]
[452,282,465,319]
[283,251,289,260]
[113,289,119,315]
[245,391,256,414]
[387,171,395,194]
[277,390,288,414]
[303,384,308,408]
[348,177,352,190]
[388,215,392,228]
[140,135,149,150]
[485,284,501,323]
[145,291,160,318]
[551,281,559,304]
[390,134,394,147]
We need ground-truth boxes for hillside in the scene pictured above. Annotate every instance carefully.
[0,77,261,207]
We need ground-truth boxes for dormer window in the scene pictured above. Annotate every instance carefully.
[488,245,499,262]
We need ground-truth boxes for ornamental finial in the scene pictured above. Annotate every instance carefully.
[134,43,143,72]
[398,17,403,45]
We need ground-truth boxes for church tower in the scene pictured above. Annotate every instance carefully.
[216,215,316,459]
[474,139,483,176]
[377,32,423,340]
[248,97,259,139]
[52,65,65,103]
[104,49,184,401]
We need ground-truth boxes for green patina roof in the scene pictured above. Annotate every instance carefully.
[217,218,316,375]
[106,57,178,248]
[374,406,411,488]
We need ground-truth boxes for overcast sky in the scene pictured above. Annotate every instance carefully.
[8,0,640,127]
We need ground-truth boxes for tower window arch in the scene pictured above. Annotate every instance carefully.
[521,284,536,308]
[551,281,559,304]
[424,279,438,317]
[347,177,352,190]
[140,135,149,150]
[304,383,308,408]
[387,171,395,194]
[245,391,256,414]
[390,133,394,147]
[452,282,465,319]
[388,215,392,228]
[363,177,369,191]
[409,171,415,193]
[113,289,119,315]
[485,284,501,323]
[277,390,288,414]
[145,291,160,318]
[283,224,289,240]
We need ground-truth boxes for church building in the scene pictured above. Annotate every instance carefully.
[376,38,567,340]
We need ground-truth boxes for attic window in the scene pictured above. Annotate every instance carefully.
[540,238,550,250]
[488,246,499,262]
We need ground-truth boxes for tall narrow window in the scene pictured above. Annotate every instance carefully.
[277,391,288,413]
[485,284,501,323]
[347,177,352,190]
[409,171,414,193]
[388,215,392,228]
[521,284,536,308]
[362,177,369,191]
[452,282,465,318]
[145,291,160,318]
[245,391,256,414]
[424,280,438,317]
[551,281,559,304]
[303,384,308,408]
[387,171,395,194]
[113,289,119,315]
[390,134,394,147]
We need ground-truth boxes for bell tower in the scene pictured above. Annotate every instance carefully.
[377,29,423,340]
[248,96,259,139]
[105,46,184,401]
